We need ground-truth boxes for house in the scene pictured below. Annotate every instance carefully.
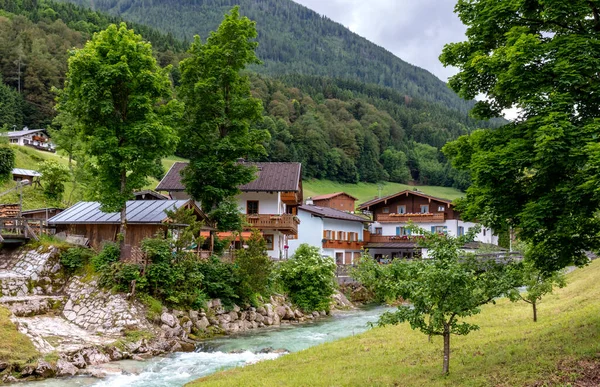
[12,168,41,186]
[358,190,498,262]
[133,190,169,201]
[4,127,55,152]
[21,207,63,220]
[48,199,209,250]
[287,204,369,265]
[308,192,358,212]
[156,161,303,260]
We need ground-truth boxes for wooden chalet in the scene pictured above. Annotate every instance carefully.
[309,192,358,211]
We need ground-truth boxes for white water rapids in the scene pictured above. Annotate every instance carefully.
[23,306,390,387]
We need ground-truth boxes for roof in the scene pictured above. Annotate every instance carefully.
[48,200,194,225]
[312,192,358,201]
[12,168,41,177]
[299,205,370,223]
[156,161,302,193]
[4,128,47,138]
[21,207,63,215]
[133,190,169,200]
[358,190,454,210]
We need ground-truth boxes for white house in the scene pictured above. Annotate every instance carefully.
[358,190,498,262]
[4,127,55,151]
[287,204,369,265]
[156,161,303,260]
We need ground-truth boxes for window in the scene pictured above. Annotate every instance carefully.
[246,200,259,215]
[458,226,464,236]
[438,205,445,212]
[432,226,446,234]
[397,205,406,214]
[264,234,274,250]
[420,205,429,213]
[324,230,332,240]
[396,227,411,236]
[335,252,344,265]
[349,232,357,242]
[374,227,383,235]
[483,229,486,236]
[382,207,390,214]
[337,231,346,240]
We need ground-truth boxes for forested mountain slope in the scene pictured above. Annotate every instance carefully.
[55,0,473,113]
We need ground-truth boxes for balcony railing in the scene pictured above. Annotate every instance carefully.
[244,214,299,235]
[367,235,425,243]
[375,212,445,223]
[322,239,365,250]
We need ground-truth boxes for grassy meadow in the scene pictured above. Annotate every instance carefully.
[189,260,600,387]
[0,306,39,367]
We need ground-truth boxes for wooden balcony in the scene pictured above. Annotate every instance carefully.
[375,212,445,223]
[367,235,424,243]
[322,239,366,250]
[244,214,299,235]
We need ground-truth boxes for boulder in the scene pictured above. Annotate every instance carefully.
[294,309,303,318]
[180,342,196,352]
[56,359,78,377]
[312,311,320,318]
[265,316,273,326]
[189,310,199,323]
[256,306,267,316]
[284,306,295,320]
[320,311,327,317]
[82,348,110,365]
[35,361,56,378]
[211,299,222,308]
[183,320,193,334]
[275,306,287,319]
[232,304,241,313]
[70,352,87,368]
[172,309,185,318]
[264,304,274,317]
[228,311,239,322]
[254,313,264,323]
[195,316,210,331]
[161,312,177,328]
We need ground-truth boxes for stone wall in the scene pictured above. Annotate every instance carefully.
[0,247,65,297]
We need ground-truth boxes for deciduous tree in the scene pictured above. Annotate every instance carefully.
[440,0,600,272]
[56,23,178,246]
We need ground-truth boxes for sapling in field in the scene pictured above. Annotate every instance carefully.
[354,225,516,375]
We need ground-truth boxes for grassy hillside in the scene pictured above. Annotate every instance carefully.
[190,260,600,387]
[0,306,39,368]
[303,179,464,204]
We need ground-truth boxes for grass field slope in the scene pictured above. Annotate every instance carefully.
[190,260,600,387]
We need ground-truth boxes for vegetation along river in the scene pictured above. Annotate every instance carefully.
[24,306,390,387]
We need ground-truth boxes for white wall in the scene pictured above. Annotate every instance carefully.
[287,209,323,257]
[237,192,281,214]
[370,220,497,245]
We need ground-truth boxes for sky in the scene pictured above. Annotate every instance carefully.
[292,0,466,82]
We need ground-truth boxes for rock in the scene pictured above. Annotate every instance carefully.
[320,311,327,317]
[20,364,36,376]
[35,360,57,377]
[248,311,257,321]
[189,310,199,322]
[2,375,17,383]
[161,312,177,328]
[275,306,287,319]
[180,342,196,352]
[265,316,273,326]
[0,362,7,372]
[183,320,193,334]
[70,352,87,368]
[256,306,267,316]
[106,347,124,361]
[219,314,231,323]
[332,291,354,309]
[131,355,144,361]
[56,359,78,377]
[254,313,264,323]
[294,309,303,318]
[82,348,110,365]
[232,304,241,313]
[195,316,210,330]
[284,306,295,320]
[229,311,239,321]
[172,309,185,318]
[264,304,274,317]
[211,299,222,308]
[86,367,107,378]
[170,341,183,352]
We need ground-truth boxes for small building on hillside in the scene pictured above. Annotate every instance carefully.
[287,204,370,265]
[4,128,55,152]
[12,168,41,186]
[308,192,358,212]
[21,207,63,220]
[48,199,209,250]
[133,190,169,201]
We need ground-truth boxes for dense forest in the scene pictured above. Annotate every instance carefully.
[0,0,499,189]
[55,0,475,114]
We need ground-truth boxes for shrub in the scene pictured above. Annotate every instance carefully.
[141,237,172,264]
[92,242,120,271]
[198,256,240,306]
[235,230,274,303]
[278,244,337,312]
[0,146,15,183]
[38,160,71,201]
[60,247,95,275]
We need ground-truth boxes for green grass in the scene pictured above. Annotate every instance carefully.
[0,306,39,367]
[189,260,600,387]
[303,179,465,203]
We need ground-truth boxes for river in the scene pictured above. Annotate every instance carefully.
[23,306,389,387]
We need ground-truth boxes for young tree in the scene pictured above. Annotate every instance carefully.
[178,6,269,211]
[235,230,273,302]
[440,0,600,272]
[56,23,179,247]
[38,160,71,201]
[354,227,516,375]
[507,259,566,322]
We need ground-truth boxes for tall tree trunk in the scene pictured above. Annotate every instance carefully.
[119,170,127,259]
[532,301,537,322]
[443,326,450,375]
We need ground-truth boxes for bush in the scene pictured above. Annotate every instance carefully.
[60,247,95,275]
[92,242,120,271]
[198,256,240,307]
[0,146,15,183]
[278,244,337,312]
[235,230,274,303]
[38,160,71,201]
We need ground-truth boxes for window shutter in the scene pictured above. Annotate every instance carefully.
[431,226,435,233]
[408,229,412,236]
[443,226,448,234]
[396,227,400,236]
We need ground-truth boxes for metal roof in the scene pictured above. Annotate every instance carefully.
[156,161,302,193]
[48,200,191,225]
[4,128,46,137]
[12,168,41,177]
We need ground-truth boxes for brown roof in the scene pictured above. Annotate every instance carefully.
[156,162,302,193]
[299,205,370,223]
[358,190,454,210]
[312,192,358,201]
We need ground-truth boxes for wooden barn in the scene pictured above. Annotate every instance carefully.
[48,199,208,250]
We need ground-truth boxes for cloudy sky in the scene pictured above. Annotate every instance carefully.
[293,0,466,83]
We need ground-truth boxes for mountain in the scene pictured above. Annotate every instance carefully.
[55,0,473,113]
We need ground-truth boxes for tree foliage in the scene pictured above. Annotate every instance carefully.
[56,23,178,237]
[0,142,15,184]
[178,7,269,210]
[353,227,516,374]
[235,230,274,303]
[440,0,600,272]
[38,159,70,201]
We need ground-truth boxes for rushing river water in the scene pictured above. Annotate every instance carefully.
[24,306,389,387]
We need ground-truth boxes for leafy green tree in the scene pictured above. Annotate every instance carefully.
[440,0,600,272]
[0,129,15,183]
[381,148,411,183]
[278,244,337,312]
[354,227,516,374]
[507,258,566,322]
[178,7,269,211]
[0,75,23,127]
[235,230,274,303]
[209,197,243,232]
[56,23,178,245]
[38,160,70,201]
[164,206,205,256]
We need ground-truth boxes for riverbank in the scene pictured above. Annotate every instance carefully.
[190,259,600,386]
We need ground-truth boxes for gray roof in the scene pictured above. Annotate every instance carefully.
[299,205,370,223]
[5,128,46,137]
[48,200,191,225]
[12,168,41,177]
